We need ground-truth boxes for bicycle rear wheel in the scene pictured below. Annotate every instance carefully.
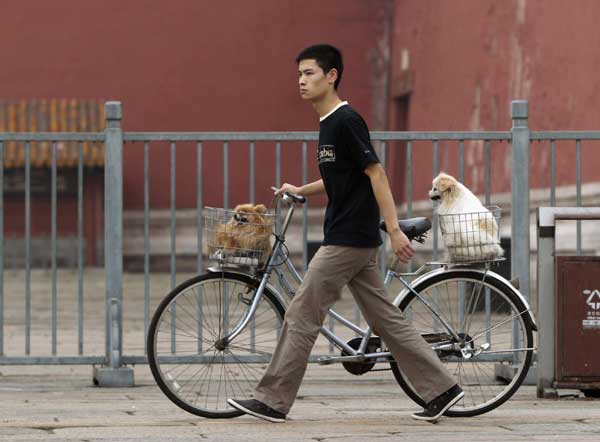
[390,269,534,417]
[147,271,285,418]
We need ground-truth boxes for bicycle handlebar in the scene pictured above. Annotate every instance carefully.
[271,186,306,204]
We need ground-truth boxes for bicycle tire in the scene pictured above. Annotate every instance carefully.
[389,269,534,417]
[147,271,286,418]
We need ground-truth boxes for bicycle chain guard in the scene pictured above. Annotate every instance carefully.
[341,337,382,376]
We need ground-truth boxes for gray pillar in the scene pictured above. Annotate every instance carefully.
[510,100,530,301]
[94,101,134,387]
[536,208,555,398]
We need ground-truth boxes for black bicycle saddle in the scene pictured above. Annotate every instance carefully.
[379,217,432,241]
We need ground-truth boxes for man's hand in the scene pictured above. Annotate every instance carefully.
[274,183,302,196]
[389,229,415,263]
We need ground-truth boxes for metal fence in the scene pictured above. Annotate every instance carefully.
[0,99,598,385]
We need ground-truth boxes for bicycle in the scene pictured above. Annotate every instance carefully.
[147,190,537,419]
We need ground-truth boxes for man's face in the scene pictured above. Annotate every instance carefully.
[297,59,334,101]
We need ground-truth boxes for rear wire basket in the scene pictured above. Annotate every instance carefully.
[204,206,275,266]
[438,205,503,263]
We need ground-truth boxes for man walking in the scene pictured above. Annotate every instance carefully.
[228,44,463,423]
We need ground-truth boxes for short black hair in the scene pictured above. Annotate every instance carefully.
[296,44,343,90]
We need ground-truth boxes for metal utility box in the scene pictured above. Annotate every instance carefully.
[555,256,600,390]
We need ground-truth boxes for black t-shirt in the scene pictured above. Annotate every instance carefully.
[318,104,382,247]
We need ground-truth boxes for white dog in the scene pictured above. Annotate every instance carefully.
[429,172,503,261]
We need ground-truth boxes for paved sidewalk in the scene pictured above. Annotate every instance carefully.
[0,365,599,442]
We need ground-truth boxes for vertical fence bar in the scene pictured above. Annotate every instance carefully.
[484,140,492,344]
[379,141,387,275]
[170,142,177,354]
[197,141,203,353]
[248,141,256,350]
[223,141,230,336]
[511,101,530,366]
[77,143,84,355]
[432,140,439,331]
[432,140,439,261]
[144,142,150,353]
[197,142,203,274]
[511,100,530,302]
[576,139,582,254]
[406,141,413,218]
[0,141,2,356]
[51,142,57,355]
[249,142,255,204]
[459,140,465,183]
[96,101,133,386]
[223,142,229,209]
[25,141,31,355]
[485,140,491,205]
[550,140,556,206]
[302,142,308,271]
[275,142,281,233]
[275,142,281,188]
[458,139,467,325]
[170,142,176,290]
[406,141,413,273]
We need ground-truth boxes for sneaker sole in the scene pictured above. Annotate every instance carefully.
[410,391,465,422]
[227,399,286,423]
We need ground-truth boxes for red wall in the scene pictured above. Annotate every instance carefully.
[5,1,594,212]
[391,0,600,200]
[0,0,391,209]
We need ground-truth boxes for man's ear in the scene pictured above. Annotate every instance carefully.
[326,68,338,86]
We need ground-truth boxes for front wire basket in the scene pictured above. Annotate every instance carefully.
[204,206,275,266]
[437,205,503,263]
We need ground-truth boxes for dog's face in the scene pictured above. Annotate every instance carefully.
[429,173,459,205]
[230,204,269,228]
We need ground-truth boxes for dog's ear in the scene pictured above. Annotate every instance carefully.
[253,204,267,214]
[235,204,253,213]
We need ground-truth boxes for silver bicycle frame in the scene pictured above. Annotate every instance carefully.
[220,198,493,362]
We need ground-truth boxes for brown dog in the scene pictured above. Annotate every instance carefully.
[211,204,273,261]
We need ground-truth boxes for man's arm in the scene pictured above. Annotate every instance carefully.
[275,179,325,197]
[364,163,415,263]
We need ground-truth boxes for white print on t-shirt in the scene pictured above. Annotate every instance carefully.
[318,144,336,163]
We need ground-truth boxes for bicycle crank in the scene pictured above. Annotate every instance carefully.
[341,337,382,375]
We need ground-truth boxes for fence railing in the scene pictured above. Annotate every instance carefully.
[1,99,598,386]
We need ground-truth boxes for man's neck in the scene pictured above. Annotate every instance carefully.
[312,93,343,119]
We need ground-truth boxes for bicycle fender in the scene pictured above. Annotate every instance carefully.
[206,266,290,309]
[392,267,537,331]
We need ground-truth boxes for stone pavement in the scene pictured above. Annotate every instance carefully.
[0,364,599,442]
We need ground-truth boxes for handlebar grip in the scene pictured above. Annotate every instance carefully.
[271,186,306,204]
[286,192,306,204]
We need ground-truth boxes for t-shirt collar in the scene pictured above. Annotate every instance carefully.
[319,101,349,122]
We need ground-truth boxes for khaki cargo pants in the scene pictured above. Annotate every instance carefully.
[254,245,456,414]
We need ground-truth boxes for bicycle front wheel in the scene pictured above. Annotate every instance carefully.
[147,271,286,418]
[390,269,534,417]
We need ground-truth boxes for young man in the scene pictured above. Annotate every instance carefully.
[228,44,463,423]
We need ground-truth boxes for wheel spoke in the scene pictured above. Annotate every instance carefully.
[390,273,534,417]
[148,274,284,417]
